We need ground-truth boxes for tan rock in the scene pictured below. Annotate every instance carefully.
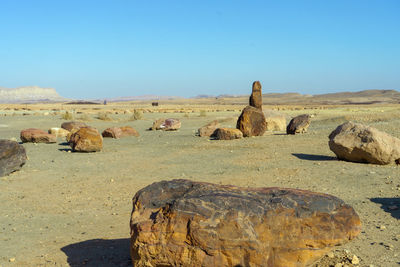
[198,120,220,137]
[236,106,266,137]
[20,128,56,143]
[48,127,70,138]
[61,121,87,132]
[214,127,243,140]
[329,121,400,165]
[119,126,139,137]
[249,80,262,109]
[264,110,286,131]
[102,126,139,138]
[69,127,102,152]
[287,114,311,134]
[130,179,361,267]
[151,118,181,131]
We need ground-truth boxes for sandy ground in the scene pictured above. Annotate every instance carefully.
[0,105,399,267]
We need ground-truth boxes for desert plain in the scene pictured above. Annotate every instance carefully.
[0,99,399,267]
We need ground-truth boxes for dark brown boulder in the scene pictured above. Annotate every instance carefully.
[130,179,361,267]
[197,120,220,137]
[20,128,56,143]
[249,80,262,109]
[236,106,266,137]
[214,127,243,140]
[61,121,87,132]
[0,140,27,176]
[287,114,311,134]
[69,127,103,152]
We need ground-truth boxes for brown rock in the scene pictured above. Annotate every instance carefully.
[61,121,87,132]
[287,114,311,134]
[69,127,103,152]
[214,127,243,140]
[0,140,27,176]
[130,179,361,267]
[48,127,70,138]
[249,80,262,109]
[150,118,166,130]
[198,120,220,137]
[102,126,139,138]
[161,118,181,131]
[20,128,56,143]
[236,106,266,137]
[329,121,400,165]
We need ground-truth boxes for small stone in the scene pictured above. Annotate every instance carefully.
[9,258,15,262]
[351,255,360,265]
[379,225,386,230]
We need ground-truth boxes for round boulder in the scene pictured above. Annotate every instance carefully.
[69,127,103,152]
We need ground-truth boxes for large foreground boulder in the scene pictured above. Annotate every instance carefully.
[249,81,262,109]
[287,114,311,134]
[102,126,139,138]
[130,179,361,267]
[20,128,56,143]
[197,120,220,137]
[329,121,400,165]
[69,127,103,152]
[214,127,243,140]
[61,121,87,132]
[0,140,27,176]
[236,106,266,137]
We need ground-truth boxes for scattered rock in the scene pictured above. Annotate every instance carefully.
[69,127,103,152]
[130,179,361,267]
[287,114,311,134]
[329,121,400,165]
[197,120,220,137]
[236,106,266,137]
[160,118,181,131]
[102,126,139,138]
[0,140,27,176]
[48,127,70,138]
[150,118,166,130]
[249,80,262,109]
[61,121,87,132]
[264,110,287,131]
[214,127,243,140]
[20,128,56,143]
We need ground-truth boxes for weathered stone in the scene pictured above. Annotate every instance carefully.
[214,127,243,140]
[236,106,266,137]
[48,127,70,138]
[198,120,220,137]
[20,128,56,143]
[130,179,361,267]
[160,118,181,131]
[0,140,27,176]
[61,121,87,132]
[329,121,400,165]
[264,110,286,131]
[249,80,262,109]
[102,126,139,138]
[287,114,311,134]
[150,118,166,130]
[69,127,103,152]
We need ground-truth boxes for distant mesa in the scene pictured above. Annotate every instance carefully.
[0,86,67,103]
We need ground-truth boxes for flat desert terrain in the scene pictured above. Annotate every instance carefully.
[1,102,399,266]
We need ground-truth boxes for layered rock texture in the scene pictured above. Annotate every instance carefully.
[0,140,27,176]
[69,127,103,152]
[287,114,311,134]
[0,86,66,103]
[20,128,56,143]
[130,179,361,267]
[102,126,139,138]
[329,121,400,165]
[214,127,243,140]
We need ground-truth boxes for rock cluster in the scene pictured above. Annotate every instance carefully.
[130,179,361,267]
[329,121,400,165]
[0,140,27,176]
[287,114,311,134]
[20,128,56,143]
[102,126,139,138]
[69,127,103,152]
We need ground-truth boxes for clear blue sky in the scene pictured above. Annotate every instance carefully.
[0,0,399,99]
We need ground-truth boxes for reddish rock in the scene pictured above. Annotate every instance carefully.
[214,127,243,140]
[287,114,311,134]
[0,140,27,176]
[20,128,56,143]
[329,121,400,165]
[249,80,262,109]
[102,126,139,138]
[61,121,87,132]
[236,106,266,137]
[198,120,220,137]
[69,127,103,152]
[150,118,166,130]
[130,179,361,267]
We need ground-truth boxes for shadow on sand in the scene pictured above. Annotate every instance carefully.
[61,238,132,267]
[370,198,400,219]
[292,153,337,161]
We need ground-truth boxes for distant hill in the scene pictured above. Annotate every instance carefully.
[0,86,67,103]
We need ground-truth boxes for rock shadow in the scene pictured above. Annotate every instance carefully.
[292,153,337,161]
[370,198,400,219]
[61,238,131,267]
